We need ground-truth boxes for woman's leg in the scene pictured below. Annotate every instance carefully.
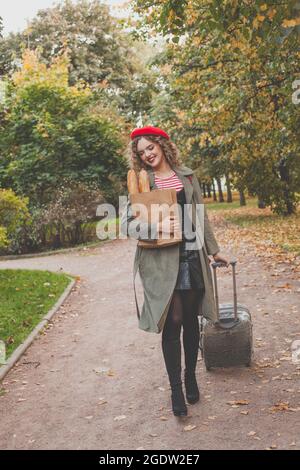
[161,290,187,415]
[181,288,204,404]
[181,289,202,374]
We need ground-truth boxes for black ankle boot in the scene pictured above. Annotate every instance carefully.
[184,370,200,404]
[171,385,188,417]
[162,337,188,417]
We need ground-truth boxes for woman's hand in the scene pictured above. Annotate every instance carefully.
[211,252,230,267]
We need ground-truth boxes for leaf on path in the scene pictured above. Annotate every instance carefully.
[240,411,249,415]
[114,415,126,421]
[98,400,108,405]
[227,400,249,406]
[93,366,112,375]
[183,425,197,432]
[160,416,168,421]
[269,402,290,412]
[248,431,256,436]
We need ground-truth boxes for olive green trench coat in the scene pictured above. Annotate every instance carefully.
[120,165,220,334]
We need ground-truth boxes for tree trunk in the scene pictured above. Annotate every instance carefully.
[202,183,207,198]
[216,177,224,202]
[212,179,217,201]
[225,173,233,203]
[278,157,296,215]
[239,190,246,206]
[257,198,266,209]
[207,184,212,198]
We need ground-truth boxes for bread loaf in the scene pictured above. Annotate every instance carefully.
[127,169,139,195]
[138,169,150,193]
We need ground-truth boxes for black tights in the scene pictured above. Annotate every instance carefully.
[162,289,204,390]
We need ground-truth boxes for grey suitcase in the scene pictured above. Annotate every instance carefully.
[199,260,253,370]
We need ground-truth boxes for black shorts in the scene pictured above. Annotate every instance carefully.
[174,242,205,290]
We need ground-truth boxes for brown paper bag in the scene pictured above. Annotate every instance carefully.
[129,188,182,248]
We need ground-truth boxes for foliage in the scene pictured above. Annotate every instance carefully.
[0,49,128,206]
[0,0,158,120]
[132,0,300,215]
[37,179,104,248]
[0,188,31,253]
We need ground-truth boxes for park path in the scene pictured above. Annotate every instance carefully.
[0,218,299,450]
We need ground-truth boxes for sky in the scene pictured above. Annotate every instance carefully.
[1,0,129,36]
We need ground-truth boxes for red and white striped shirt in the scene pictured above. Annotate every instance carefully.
[154,170,184,192]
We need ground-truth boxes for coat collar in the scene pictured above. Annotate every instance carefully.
[146,165,194,204]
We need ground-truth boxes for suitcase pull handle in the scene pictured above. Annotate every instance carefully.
[211,260,237,269]
[211,259,238,323]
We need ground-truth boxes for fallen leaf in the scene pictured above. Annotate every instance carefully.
[93,367,110,374]
[227,400,250,406]
[270,402,290,412]
[184,425,197,432]
[114,415,126,421]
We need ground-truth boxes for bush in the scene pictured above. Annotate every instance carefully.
[0,189,31,254]
[37,179,104,248]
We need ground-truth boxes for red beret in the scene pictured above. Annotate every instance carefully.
[130,126,170,140]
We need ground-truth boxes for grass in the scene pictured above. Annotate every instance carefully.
[205,194,258,211]
[206,195,300,257]
[0,269,73,361]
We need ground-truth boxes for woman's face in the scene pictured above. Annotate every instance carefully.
[136,137,165,169]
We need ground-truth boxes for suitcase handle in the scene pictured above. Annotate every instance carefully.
[211,259,238,323]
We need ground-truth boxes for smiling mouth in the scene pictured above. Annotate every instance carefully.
[147,156,156,163]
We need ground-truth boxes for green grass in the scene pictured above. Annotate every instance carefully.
[0,269,73,361]
[206,196,258,211]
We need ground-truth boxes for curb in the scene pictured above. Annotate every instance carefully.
[0,239,108,261]
[0,276,76,382]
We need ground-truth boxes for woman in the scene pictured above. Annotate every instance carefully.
[121,126,229,417]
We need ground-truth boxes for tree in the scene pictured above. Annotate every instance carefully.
[0,50,128,207]
[131,0,300,214]
[0,0,159,121]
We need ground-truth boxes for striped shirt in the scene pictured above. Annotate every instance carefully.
[154,170,184,192]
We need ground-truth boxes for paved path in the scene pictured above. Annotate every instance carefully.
[0,221,299,450]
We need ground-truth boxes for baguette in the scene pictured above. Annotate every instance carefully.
[127,169,139,195]
[138,169,151,193]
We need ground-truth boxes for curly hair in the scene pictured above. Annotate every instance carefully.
[126,135,183,172]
